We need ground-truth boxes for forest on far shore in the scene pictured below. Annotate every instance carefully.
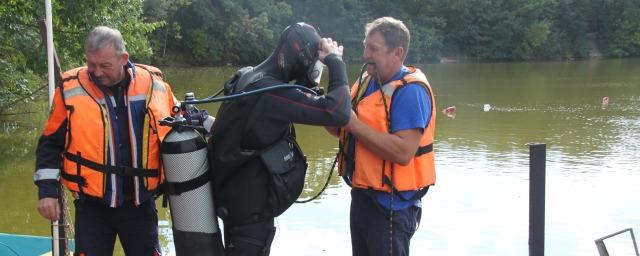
[2,0,640,113]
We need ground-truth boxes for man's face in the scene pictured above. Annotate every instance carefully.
[85,44,128,87]
[363,31,403,82]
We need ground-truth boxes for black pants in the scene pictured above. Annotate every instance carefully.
[73,199,160,256]
[350,189,421,256]
[224,218,276,256]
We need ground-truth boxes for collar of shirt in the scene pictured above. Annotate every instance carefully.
[366,65,409,95]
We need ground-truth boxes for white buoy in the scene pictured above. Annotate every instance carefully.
[483,104,491,112]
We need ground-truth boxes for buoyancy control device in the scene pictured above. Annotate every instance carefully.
[159,92,223,255]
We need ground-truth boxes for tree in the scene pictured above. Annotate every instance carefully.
[0,0,47,114]
[156,0,292,66]
[52,0,162,67]
[286,0,372,62]
[0,0,161,115]
[597,0,640,57]
[144,0,191,64]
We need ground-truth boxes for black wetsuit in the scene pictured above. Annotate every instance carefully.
[209,53,350,255]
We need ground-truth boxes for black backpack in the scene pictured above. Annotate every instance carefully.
[208,67,307,225]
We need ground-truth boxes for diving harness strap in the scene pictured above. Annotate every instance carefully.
[158,168,211,208]
[62,152,159,186]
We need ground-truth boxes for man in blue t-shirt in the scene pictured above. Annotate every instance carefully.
[327,17,436,256]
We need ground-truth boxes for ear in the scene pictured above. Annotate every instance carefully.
[394,47,404,62]
[119,52,130,66]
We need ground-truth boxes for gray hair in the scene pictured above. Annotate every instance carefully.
[84,26,127,56]
[365,17,410,60]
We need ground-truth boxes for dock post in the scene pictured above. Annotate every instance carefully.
[529,143,546,256]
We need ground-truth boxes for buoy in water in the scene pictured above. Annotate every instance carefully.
[602,96,609,109]
[443,106,457,118]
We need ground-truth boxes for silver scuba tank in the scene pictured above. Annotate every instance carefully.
[160,92,223,255]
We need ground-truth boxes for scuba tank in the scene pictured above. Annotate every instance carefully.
[159,92,223,255]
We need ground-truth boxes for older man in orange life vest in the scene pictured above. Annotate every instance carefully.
[34,26,183,255]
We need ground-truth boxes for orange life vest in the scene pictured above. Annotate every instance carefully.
[339,66,436,193]
[53,64,174,206]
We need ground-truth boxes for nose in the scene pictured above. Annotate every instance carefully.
[92,67,103,77]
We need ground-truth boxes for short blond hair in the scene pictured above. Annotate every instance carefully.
[365,17,410,60]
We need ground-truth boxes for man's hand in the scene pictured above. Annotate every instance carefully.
[319,38,343,63]
[345,109,358,131]
[343,109,421,165]
[38,197,60,221]
[325,126,339,137]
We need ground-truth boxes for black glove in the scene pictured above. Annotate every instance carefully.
[184,106,215,133]
[310,85,325,96]
[184,107,208,126]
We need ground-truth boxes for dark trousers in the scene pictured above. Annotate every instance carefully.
[350,189,421,256]
[223,218,276,256]
[73,199,160,256]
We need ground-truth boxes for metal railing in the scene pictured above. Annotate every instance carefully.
[595,228,639,256]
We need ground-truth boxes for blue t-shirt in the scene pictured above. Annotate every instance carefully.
[348,66,432,210]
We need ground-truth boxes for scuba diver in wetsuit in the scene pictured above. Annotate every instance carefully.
[208,22,351,255]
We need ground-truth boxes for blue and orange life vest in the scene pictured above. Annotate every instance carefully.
[43,64,175,207]
[339,66,436,193]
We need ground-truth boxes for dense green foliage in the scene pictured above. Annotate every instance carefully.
[140,0,640,65]
[0,0,159,114]
[2,0,640,114]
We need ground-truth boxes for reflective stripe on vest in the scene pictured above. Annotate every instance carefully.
[58,64,173,206]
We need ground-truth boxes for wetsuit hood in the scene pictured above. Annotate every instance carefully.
[257,22,322,88]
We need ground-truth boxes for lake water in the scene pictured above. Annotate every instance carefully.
[1,59,639,255]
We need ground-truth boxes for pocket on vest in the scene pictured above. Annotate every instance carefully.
[260,138,307,217]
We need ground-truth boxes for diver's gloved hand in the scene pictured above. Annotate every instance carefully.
[310,86,325,96]
[185,108,215,133]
